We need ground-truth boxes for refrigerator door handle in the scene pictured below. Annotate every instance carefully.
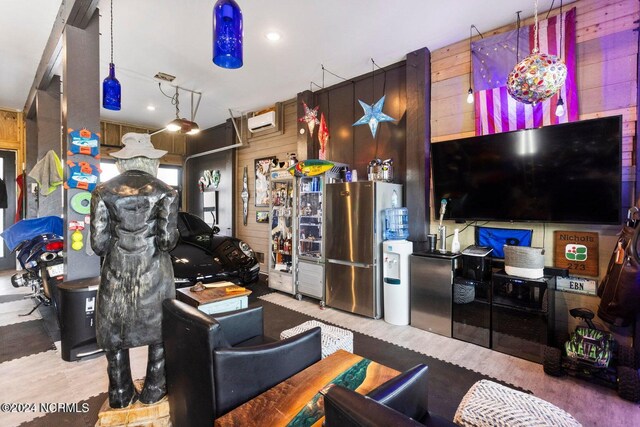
[327,259,372,269]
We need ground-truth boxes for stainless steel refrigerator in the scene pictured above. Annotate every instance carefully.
[325,181,402,319]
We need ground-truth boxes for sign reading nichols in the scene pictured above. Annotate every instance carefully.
[553,230,599,277]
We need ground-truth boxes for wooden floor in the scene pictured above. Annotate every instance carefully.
[1,270,639,426]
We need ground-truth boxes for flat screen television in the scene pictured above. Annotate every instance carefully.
[431,116,622,225]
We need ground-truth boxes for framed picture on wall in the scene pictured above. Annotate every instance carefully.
[255,156,275,207]
[256,211,269,223]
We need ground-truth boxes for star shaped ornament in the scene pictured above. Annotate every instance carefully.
[299,101,320,136]
[353,95,396,138]
[318,113,329,160]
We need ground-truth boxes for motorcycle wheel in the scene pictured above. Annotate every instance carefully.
[11,273,26,288]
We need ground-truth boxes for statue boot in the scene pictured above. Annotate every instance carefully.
[106,349,137,408]
[139,343,167,404]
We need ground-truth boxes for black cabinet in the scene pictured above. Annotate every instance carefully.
[452,277,491,348]
[450,266,555,362]
[490,270,555,363]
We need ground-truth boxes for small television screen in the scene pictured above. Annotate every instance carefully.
[431,116,622,225]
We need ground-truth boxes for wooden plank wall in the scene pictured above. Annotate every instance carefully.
[235,99,300,273]
[0,109,25,172]
[430,0,639,340]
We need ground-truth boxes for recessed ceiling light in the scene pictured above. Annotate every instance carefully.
[265,31,281,42]
[146,105,156,111]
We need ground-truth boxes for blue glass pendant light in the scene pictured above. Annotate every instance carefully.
[102,0,121,110]
[213,0,243,69]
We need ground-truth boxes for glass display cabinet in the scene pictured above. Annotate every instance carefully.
[295,164,344,303]
[268,170,296,295]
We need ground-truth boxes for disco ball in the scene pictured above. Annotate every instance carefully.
[507,52,567,104]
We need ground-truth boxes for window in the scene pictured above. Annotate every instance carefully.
[99,161,181,187]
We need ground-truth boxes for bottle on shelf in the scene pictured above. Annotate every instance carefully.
[451,228,461,254]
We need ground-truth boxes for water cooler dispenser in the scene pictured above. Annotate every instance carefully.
[382,207,412,325]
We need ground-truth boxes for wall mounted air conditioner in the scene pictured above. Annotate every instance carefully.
[247,111,276,133]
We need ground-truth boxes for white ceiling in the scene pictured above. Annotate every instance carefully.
[1,0,573,131]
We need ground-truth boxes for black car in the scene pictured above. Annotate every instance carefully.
[170,212,260,287]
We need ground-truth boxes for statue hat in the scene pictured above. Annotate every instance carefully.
[110,133,167,159]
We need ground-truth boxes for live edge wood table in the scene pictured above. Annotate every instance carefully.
[214,350,400,427]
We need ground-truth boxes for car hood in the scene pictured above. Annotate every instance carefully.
[180,233,235,253]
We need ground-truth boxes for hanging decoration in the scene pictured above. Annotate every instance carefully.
[507,0,567,104]
[352,95,396,138]
[318,113,329,160]
[241,166,249,226]
[68,128,101,157]
[288,160,334,177]
[102,0,121,110]
[198,169,221,192]
[213,0,243,69]
[299,101,320,136]
[64,161,100,191]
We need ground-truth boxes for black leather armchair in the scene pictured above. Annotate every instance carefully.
[162,299,322,427]
[323,364,456,427]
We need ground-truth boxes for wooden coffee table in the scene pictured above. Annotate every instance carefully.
[214,350,400,427]
[176,282,251,315]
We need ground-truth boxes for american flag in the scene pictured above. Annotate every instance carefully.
[472,7,577,135]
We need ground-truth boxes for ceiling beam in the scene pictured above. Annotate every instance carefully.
[23,0,99,119]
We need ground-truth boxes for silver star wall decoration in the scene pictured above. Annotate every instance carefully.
[352,95,396,138]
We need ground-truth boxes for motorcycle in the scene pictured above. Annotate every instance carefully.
[2,217,65,315]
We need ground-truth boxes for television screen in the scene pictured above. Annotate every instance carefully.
[431,116,622,225]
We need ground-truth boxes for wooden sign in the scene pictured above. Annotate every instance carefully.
[553,231,599,277]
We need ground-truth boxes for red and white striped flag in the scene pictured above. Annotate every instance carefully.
[472,8,577,135]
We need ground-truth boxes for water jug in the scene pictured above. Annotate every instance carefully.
[384,208,409,240]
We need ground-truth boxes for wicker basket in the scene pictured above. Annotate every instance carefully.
[504,245,545,279]
[504,245,545,269]
[453,282,475,304]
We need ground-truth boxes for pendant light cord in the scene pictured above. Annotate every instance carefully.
[468,25,483,90]
[533,0,539,54]
[516,11,522,62]
[371,58,387,157]
[110,0,114,64]
[469,25,473,89]
[559,0,563,60]
[543,0,564,59]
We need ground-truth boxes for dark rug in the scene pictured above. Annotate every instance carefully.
[252,295,527,420]
[0,319,56,363]
[19,392,107,427]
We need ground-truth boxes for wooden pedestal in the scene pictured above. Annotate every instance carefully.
[95,380,171,427]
